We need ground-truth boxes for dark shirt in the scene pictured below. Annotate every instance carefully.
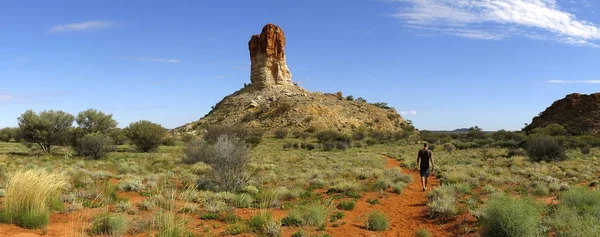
[418,149,432,169]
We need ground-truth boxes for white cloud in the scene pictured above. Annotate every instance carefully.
[400,110,418,116]
[388,0,600,46]
[545,80,600,84]
[49,21,117,33]
[137,58,183,63]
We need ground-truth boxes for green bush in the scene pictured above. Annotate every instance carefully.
[124,120,167,152]
[365,138,378,146]
[581,146,592,155]
[415,228,432,237]
[161,136,177,146]
[549,187,600,237]
[323,142,335,151]
[335,142,349,150]
[88,212,128,236]
[427,185,458,219]
[336,201,355,211]
[481,195,542,237]
[0,127,19,142]
[75,133,115,159]
[182,140,213,164]
[284,204,327,227]
[274,129,288,139]
[248,212,280,236]
[365,211,389,231]
[316,130,351,143]
[526,136,566,162]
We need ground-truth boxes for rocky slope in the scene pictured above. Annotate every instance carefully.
[524,93,600,135]
[175,24,408,134]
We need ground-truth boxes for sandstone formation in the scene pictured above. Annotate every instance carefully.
[249,24,292,88]
[525,93,600,135]
[174,24,410,135]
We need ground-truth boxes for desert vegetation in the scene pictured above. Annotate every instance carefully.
[0,110,599,236]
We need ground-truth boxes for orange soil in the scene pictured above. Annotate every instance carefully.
[0,156,472,237]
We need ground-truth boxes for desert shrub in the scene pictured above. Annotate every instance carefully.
[352,130,366,140]
[373,179,391,191]
[0,127,19,142]
[316,130,351,143]
[137,201,155,211]
[384,167,413,184]
[182,140,213,164]
[200,212,220,220]
[427,185,458,219]
[336,201,355,211]
[327,181,360,194]
[335,142,349,150]
[124,120,167,152]
[195,135,250,192]
[234,193,254,208]
[346,95,354,101]
[369,130,392,142]
[248,212,281,236]
[548,187,600,237]
[322,142,335,151]
[205,124,263,146]
[481,195,542,237]
[161,136,177,146]
[76,133,115,159]
[117,178,145,192]
[180,133,196,143]
[75,109,118,134]
[507,148,526,157]
[253,189,280,208]
[392,182,407,194]
[415,229,433,237]
[526,136,566,162]
[356,97,367,103]
[580,146,592,155]
[365,138,378,146]
[18,110,74,153]
[443,143,455,153]
[365,211,389,231]
[305,143,316,150]
[0,169,68,229]
[532,182,550,196]
[88,212,128,236]
[330,211,344,222]
[273,129,288,139]
[291,230,309,237]
[293,131,310,140]
[225,223,250,235]
[284,204,327,227]
[352,141,363,148]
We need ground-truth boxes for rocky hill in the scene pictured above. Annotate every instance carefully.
[175,24,409,134]
[524,93,600,135]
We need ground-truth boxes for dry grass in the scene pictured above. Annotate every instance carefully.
[1,169,69,229]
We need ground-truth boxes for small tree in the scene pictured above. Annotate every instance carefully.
[194,135,251,192]
[77,133,115,159]
[526,136,566,162]
[0,127,20,142]
[124,120,166,152]
[75,109,118,134]
[18,110,74,153]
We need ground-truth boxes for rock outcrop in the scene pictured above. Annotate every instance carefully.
[525,93,600,135]
[249,24,293,88]
[174,24,410,135]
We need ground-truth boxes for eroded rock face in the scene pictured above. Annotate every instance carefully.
[249,24,292,88]
[525,93,600,135]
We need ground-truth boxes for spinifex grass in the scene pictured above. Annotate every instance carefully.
[1,169,68,229]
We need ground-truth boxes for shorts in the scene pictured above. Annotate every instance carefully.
[420,167,430,177]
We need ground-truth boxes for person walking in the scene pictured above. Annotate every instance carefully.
[417,143,434,191]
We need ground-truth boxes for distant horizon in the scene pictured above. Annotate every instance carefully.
[2,0,599,131]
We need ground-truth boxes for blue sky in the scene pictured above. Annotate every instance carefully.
[1,0,599,131]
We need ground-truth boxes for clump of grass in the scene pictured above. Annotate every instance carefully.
[392,182,407,194]
[427,185,458,219]
[283,204,328,227]
[137,200,155,211]
[225,223,250,235]
[0,169,68,229]
[329,211,344,222]
[336,201,355,211]
[365,211,389,231]
[248,212,281,236]
[415,228,432,237]
[481,195,542,237]
[234,193,254,208]
[548,187,600,237]
[117,178,145,192]
[88,212,128,236]
[153,212,191,237]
